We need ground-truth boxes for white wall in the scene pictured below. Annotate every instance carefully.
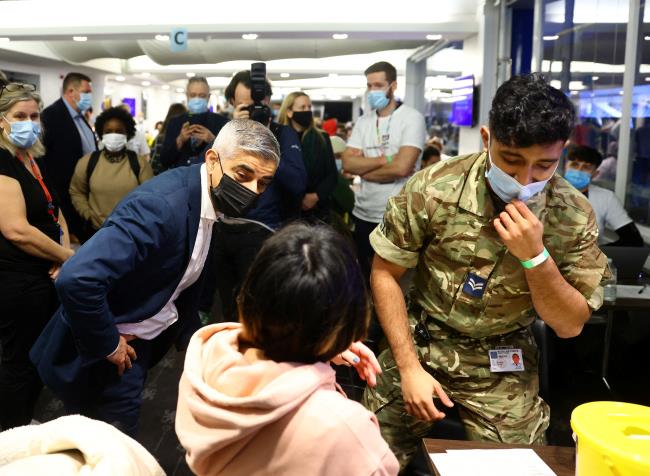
[457,33,483,155]
[0,57,186,134]
[0,58,106,115]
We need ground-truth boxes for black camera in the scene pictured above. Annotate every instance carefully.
[246,62,271,125]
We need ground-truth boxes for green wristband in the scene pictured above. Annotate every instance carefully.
[520,248,550,269]
[386,154,393,163]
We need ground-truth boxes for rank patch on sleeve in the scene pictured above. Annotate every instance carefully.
[462,273,487,298]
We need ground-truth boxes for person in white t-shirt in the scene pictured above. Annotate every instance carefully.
[117,104,151,161]
[342,61,426,278]
[564,145,644,246]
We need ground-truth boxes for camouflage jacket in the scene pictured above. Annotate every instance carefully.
[370,152,610,338]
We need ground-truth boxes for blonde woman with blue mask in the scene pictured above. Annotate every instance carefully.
[0,83,74,430]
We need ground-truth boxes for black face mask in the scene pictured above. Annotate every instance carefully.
[291,110,313,129]
[210,160,259,217]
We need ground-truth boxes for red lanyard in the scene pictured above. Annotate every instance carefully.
[17,152,60,229]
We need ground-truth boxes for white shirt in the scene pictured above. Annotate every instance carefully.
[347,104,426,223]
[127,131,151,157]
[116,164,218,340]
[587,184,633,245]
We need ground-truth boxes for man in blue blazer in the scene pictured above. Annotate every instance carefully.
[31,119,280,437]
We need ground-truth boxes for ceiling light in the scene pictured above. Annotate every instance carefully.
[543,35,559,41]
[426,34,442,41]
[141,81,151,86]
[72,36,87,42]
[619,90,624,95]
[280,73,290,78]
[0,37,10,43]
[175,87,185,93]
[332,33,348,40]
[242,33,258,40]
[186,72,196,78]
[155,34,169,41]
[161,84,170,90]
[645,77,650,82]
[592,76,599,81]
[645,36,650,41]
[570,90,579,95]
[115,75,125,82]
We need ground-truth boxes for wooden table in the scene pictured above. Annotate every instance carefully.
[421,439,575,476]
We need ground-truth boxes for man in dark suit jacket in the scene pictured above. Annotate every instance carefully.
[41,72,97,240]
[30,119,280,437]
[159,76,228,170]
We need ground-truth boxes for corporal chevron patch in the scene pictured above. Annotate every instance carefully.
[462,272,487,298]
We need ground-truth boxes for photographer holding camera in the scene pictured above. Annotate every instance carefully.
[200,67,308,321]
[160,76,228,170]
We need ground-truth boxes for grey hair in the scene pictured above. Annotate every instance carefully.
[187,76,209,90]
[212,119,280,165]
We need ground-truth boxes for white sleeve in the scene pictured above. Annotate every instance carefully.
[604,193,633,231]
[138,133,151,155]
[347,120,365,150]
[398,111,426,151]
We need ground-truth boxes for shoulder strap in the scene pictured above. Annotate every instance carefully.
[86,150,102,184]
[126,150,141,184]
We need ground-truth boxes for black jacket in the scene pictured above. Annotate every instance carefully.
[41,98,97,237]
[160,112,228,169]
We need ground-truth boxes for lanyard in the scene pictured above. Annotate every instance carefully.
[17,152,61,233]
[375,111,393,155]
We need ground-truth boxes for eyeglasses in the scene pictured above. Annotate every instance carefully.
[0,82,36,100]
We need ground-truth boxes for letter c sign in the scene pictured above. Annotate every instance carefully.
[170,28,188,52]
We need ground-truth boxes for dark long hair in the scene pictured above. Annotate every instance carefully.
[237,223,370,363]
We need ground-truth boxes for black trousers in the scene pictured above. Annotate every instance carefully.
[0,270,58,430]
[201,220,273,321]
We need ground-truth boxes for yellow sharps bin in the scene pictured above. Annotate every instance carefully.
[571,401,650,476]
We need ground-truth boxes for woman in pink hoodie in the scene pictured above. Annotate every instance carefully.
[175,223,399,476]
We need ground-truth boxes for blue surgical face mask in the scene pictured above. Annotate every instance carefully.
[3,116,40,149]
[76,92,93,112]
[188,97,209,114]
[564,169,591,190]
[484,138,558,203]
[368,89,390,111]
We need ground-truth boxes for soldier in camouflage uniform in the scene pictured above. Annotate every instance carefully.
[362,74,610,469]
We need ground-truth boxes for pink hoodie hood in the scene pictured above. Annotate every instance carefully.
[175,323,344,474]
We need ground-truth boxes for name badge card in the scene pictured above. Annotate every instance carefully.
[489,348,524,372]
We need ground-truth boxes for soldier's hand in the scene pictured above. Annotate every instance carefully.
[401,365,453,421]
[494,200,544,261]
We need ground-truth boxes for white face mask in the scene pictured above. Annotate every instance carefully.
[484,136,558,203]
[102,133,127,152]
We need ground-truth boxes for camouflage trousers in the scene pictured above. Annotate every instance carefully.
[362,318,549,469]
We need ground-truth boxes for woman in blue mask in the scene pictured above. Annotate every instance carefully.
[278,92,338,223]
[0,83,75,430]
